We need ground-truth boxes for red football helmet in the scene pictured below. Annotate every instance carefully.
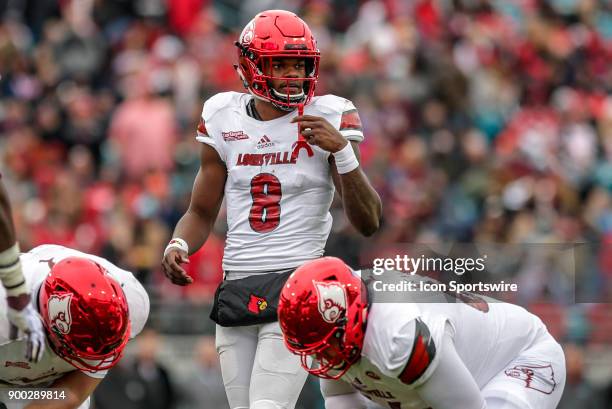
[38,257,131,372]
[235,10,320,110]
[278,257,367,379]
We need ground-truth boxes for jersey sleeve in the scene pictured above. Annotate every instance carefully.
[396,318,440,387]
[195,95,229,163]
[339,99,364,143]
[416,325,486,409]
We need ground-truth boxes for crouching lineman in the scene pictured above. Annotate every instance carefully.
[0,244,150,409]
[278,257,566,409]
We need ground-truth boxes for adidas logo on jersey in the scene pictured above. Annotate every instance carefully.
[256,135,274,149]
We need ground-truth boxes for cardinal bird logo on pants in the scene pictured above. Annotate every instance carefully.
[248,294,268,314]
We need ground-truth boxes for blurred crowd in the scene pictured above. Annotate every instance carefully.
[1,0,612,407]
[3,0,610,329]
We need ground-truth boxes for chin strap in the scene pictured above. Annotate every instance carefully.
[291,103,314,161]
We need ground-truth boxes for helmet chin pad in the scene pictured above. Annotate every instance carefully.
[270,88,305,111]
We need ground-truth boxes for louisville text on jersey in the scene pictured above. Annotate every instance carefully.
[236,142,314,166]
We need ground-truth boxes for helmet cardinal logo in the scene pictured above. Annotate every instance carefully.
[240,21,255,45]
[248,294,268,314]
[48,294,73,334]
[314,281,347,323]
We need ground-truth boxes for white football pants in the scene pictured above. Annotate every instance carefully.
[216,322,309,409]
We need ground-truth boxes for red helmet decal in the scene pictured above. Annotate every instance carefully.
[47,293,73,334]
[314,281,346,324]
[240,20,255,46]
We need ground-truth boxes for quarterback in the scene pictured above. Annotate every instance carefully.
[0,244,150,409]
[161,9,381,409]
[278,258,566,409]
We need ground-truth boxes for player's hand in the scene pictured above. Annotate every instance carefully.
[7,294,45,363]
[291,115,348,153]
[161,248,193,286]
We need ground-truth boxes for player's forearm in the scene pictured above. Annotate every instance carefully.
[172,208,216,255]
[0,182,17,251]
[339,169,382,237]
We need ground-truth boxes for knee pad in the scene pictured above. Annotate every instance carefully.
[250,399,285,409]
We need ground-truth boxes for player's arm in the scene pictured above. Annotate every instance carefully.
[23,371,102,409]
[161,144,227,286]
[329,141,381,236]
[414,325,486,409]
[320,377,368,409]
[291,116,381,236]
[0,180,45,362]
[0,179,25,299]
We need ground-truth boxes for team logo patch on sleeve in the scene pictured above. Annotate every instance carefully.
[399,318,436,385]
[247,294,268,314]
[340,109,362,131]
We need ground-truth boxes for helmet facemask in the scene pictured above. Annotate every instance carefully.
[48,320,131,372]
[236,43,320,111]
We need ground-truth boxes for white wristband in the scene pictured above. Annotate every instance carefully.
[332,142,359,174]
[0,242,27,296]
[164,238,189,257]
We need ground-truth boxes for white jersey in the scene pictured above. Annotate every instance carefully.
[197,92,364,272]
[339,275,550,409]
[0,245,150,389]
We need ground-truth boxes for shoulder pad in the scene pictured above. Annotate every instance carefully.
[202,92,245,122]
[310,94,353,115]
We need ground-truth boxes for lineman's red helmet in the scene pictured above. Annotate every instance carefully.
[38,257,130,372]
[278,257,367,379]
[235,10,320,111]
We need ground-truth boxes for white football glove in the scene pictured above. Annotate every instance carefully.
[7,302,46,363]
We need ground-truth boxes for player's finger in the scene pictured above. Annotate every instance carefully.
[164,261,193,285]
[291,115,322,123]
[297,121,321,131]
[170,275,193,286]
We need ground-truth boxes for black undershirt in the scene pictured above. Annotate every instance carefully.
[246,98,262,120]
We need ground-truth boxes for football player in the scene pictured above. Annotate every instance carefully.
[0,179,45,363]
[161,9,381,409]
[0,244,150,409]
[278,257,566,409]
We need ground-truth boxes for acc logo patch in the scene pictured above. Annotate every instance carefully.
[314,281,347,324]
[48,294,73,334]
[248,294,268,314]
[505,364,557,394]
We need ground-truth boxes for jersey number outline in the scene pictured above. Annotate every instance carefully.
[249,173,282,233]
